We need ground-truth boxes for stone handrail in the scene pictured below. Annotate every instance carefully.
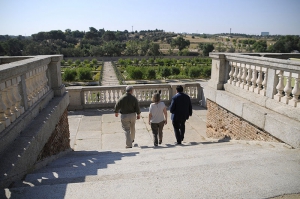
[0,55,65,152]
[67,83,202,110]
[209,53,300,109]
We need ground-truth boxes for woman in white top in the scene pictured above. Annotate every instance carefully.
[149,93,167,146]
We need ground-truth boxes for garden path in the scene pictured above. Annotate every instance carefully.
[101,62,119,86]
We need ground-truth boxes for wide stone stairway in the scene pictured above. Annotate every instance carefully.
[3,107,300,199]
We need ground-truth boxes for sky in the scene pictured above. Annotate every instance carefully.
[0,0,299,36]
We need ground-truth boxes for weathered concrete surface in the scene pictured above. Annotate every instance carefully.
[2,106,300,199]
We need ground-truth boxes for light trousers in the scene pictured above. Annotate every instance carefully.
[121,113,136,147]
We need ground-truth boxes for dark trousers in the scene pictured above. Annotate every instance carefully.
[172,120,186,144]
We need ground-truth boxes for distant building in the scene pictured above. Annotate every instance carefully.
[261,32,269,36]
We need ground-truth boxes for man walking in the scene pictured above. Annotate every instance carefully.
[169,85,192,145]
[115,86,141,148]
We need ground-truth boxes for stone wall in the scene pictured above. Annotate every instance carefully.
[37,109,70,161]
[206,100,281,143]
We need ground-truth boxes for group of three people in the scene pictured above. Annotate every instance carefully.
[114,85,192,148]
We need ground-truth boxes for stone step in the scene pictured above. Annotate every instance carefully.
[6,143,300,199]
[13,142,298,188]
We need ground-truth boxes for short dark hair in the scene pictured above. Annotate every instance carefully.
[176,85,183,92]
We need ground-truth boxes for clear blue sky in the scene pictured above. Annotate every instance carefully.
[0,0,299,36]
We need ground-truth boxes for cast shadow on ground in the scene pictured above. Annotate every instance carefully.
[4,150,139,199]
[139,137,231,149]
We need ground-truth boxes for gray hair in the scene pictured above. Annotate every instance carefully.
[126,86,134,93]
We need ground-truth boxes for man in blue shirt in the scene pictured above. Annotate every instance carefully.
[169,85,192,145]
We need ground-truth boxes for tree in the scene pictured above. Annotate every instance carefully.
[124,40,139,56]
[252,40,267,52]
[171,36,190,51]
[147,68,156,79]
[202,43,214,56]
[102,31,117,42]
[140,40,150,56]
[160,67,171,79]
[148,43,161,56]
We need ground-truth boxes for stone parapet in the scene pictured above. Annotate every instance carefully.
[67,83,202,110]
[204,85,300,148]
[0,55,70,188]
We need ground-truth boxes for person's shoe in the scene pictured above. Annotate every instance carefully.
[154,143,158,146]
[175,142,182,145]
[159,140,162,144]
[126,146,132,148]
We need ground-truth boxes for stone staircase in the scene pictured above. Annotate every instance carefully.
[3,141,300,199]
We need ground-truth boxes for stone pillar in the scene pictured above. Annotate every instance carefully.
[208,54,228,90]
[48,56,66,97]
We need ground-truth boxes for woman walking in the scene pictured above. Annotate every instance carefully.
[149,93,167,146]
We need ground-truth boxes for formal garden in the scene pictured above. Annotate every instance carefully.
[61,58,103,83]
[60,57,212,84]
[115,57,212,81]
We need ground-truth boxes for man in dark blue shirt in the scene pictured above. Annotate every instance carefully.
[169,85,192,145]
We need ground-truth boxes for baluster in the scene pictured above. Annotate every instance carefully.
[288,75,300,107]
[84,92,88,104]
[240,64,247,89]
[13,76,24,116]
[227,62,234,84]
[274,70,285,102]
[260,68,267,96]
[254,67,263,94]
[107,89,112,103]
[244,65,252,90]
[2,85,16,123]
[104,90,107,103]
[281,72,292,104]
[250,66,257,92]
[6,80,19,118]
[43,66,49,93]
[31,70,38,103]
[232,62,238,86]
[236,63,242,87]
[112,89,117,103]
[0,84,11,129]
[25,73,33,107]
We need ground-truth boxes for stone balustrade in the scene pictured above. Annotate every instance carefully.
[67,83,201,110]
[0,55,67,154]
[206,53,300,148]
[0,55,70,188]
[221,54,300,108]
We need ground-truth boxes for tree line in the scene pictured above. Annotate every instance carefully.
[0,27,177,57]
[0,27,299,57]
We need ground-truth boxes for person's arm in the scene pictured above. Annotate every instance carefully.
[169,98,175,114]
[163,106,167,124]
[148,113,152,125]
[114,100,121,117]
[189,97,192,116]
[134,97,141,119]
